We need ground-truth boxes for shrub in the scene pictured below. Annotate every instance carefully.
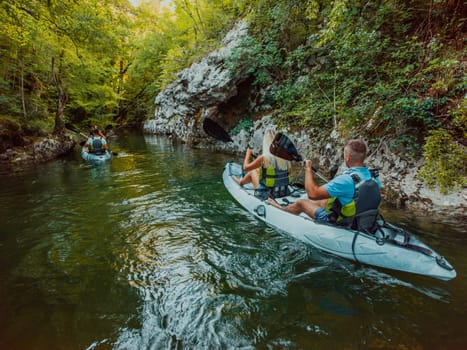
[418,129,466,193]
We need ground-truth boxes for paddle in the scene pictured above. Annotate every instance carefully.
[270,132,329,183]
[65,123,88,139]
[65,123,118,155]
[202,118,233,142]
[202,118,328,182]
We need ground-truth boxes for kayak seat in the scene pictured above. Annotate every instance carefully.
[255,185,290,200]
[338,209,380,234]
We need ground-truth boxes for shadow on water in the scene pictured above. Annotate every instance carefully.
[0,133,465,349]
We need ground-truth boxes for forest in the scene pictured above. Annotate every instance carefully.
[0,0,465,192]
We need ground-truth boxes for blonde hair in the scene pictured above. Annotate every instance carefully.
[262,129,291,170]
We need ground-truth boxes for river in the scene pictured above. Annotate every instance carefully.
[0,133,465,349]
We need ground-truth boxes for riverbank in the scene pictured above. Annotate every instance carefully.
[0,134,75,170]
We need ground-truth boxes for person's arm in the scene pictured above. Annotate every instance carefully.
[304,160,329,200]
[242,148,263,171]
[84,137,91,148]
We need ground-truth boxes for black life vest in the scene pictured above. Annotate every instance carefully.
[89,137,105,155]
[328,170,381,232]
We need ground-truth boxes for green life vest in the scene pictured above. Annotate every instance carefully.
[257,166,290,199]
[260,166,290,187]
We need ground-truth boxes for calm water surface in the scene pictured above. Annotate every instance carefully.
[0,133,465,350]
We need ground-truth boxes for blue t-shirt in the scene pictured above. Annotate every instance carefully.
[323,167,381,206]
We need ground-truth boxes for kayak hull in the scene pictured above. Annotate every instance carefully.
[81,147,111,163]
[222,162,456,281]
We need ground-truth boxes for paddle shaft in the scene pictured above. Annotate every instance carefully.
[314,170,329,183]
[78,131,89,139]
[299,161,329,183]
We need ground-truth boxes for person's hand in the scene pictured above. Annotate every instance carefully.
[304,159,313,172]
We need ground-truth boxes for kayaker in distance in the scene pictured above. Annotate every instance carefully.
[267,139,382,227]
[84,127,109,155]
[233,129,292,198]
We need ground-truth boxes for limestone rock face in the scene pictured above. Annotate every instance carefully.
[144,20,253,148]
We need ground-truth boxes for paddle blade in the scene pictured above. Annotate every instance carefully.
[203,118,233,142]
[270,133,303,162]
[65,123,81,134]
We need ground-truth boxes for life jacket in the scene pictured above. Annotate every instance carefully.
[257,166,290,198]
[326,169,381,232]
[89,137,105,155]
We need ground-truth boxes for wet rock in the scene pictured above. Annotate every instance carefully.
[0,135,75,168]
[144,21,252,142]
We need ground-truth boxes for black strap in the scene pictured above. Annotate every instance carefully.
[351,231,360,263]
[376,219,434,256]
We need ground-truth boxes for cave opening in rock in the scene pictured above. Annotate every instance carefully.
[214,76,256,132]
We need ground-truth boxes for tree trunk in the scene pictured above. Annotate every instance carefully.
[20,59,27,120]
[51,57,66,134]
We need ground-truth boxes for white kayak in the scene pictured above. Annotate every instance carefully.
[81,147,111,163]
[222,162,456,281]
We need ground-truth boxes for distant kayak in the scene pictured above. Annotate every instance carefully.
[222,161,456,281]
[81,147,111,163]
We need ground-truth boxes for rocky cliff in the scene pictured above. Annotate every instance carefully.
[144,22,466,221]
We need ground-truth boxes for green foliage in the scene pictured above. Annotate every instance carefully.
[226,0,465,193]
[451,99,466,135]
[0,0,135,133]
[228,35,283,86]
[418,129,466,193]
[230,117,253,136]
[23,118,54,136]
[237,0,465,159]
[0,0,246,131]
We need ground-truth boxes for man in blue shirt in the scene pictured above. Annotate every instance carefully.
[268,139,381,223]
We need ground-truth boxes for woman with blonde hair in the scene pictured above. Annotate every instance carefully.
[233,129,291,198]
